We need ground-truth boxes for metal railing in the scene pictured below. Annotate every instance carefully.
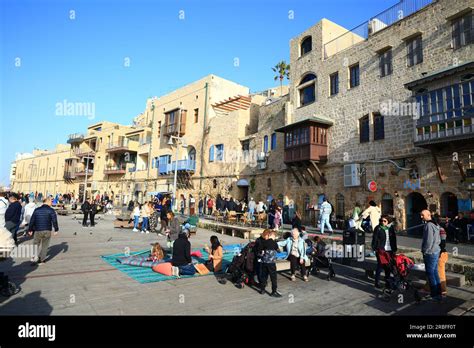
[67,133,84,143]
[105,163,127,172]
[323,0,434,59]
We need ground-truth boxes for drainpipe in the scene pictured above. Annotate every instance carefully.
[199,82,209,193]
[147,101,155,195]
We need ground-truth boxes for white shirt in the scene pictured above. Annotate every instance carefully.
[384,228,392,251]
[133,207,140,217]
[321,201,332,215]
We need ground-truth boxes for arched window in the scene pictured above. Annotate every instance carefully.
[267,178,272,189]
[263,135,269,153]
[382,193,394,215]
[213,179,217,189]
[336,193,345,219]
[298,73,316,107]
[300,36,312,56]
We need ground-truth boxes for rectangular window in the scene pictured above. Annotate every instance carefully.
[215,144,224,162]
[407,36,423,66]
[263,136,269,153]
[379,49,392,77]
[209,145,215,162]
[349,64,360,88]
[452,12,473,49]
[194,108,199,123]
[271,133,277,150]
[330,72,339,96]
[242,140,249,151]
[373,113,385,140]
[359,115,369,143]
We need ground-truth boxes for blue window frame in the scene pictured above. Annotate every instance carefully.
[263,135,268,153]
[271,133,277,150]
[215,144,224,161]
[209,145,215,162]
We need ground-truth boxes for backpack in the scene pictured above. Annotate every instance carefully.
[261,249,277,263]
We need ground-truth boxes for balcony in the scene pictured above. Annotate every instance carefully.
[323,0,433,58]
[405,63,474,148]
[164,109,186,137]
[106,140,138,153]
[67,133,84,144]
[104,164,127,175]
[63,171,76,180]
[74,148,96,158]
[158,159,196,175]
[75,168,94,177]
[275,117,332,164]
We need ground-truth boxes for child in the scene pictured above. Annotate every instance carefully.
[148,243,165,262]
[258,230,282,297]
[273,206,282,231]
[132,203,140,232]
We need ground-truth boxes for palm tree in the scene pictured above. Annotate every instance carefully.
[272,61,290,96]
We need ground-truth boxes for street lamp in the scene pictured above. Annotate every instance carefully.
[167,109,188,211]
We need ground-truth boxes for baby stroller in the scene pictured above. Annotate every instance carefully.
[225,242,256,289]
[377,250,421,302]
[307,239,336,281]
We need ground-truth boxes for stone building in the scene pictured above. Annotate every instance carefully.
[267,0,474,232]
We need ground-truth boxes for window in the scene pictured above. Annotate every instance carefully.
[271,133,277,150]
[300,36,312,56]
[349,64,360,88]
[194,108,199,123]
[213,179,217,188]
[407,35,423,66]
[157,121,161,138]
[263,135,268,153]
[241,140,250,151]
[330,72,339,96]
[359,115,369,143]
[452,12,473,50]
[382,193,394,215]
[298,73,316,107]
[209,145,215,162]
[336,193,345,219]
[379,49,392,77]
[267,178,272,189]
[373,113,385,140]
[215,144,224,162]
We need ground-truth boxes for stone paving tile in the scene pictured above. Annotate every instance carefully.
[0,214,472,315]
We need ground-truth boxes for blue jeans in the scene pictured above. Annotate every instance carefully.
[423,252,441,298]
[141,217,149,231]
[133,216,140,229]
[248,208,255,221]
[320,214,333,234]
[178,264,196,276]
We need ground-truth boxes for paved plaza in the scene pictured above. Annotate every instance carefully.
[0,215,472,316]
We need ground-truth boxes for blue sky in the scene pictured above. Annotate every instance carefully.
[0,0,397,185]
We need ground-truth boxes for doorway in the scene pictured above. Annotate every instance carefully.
[406,192,428,236]
[440,192,458,219]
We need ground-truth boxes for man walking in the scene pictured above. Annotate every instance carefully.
[5,193,22,245]
[28,197,59,265]
[320,198,333,234]
[420,209,442,301]
[248,197,256,221]
[81,198,91,227]
[89,199,97,227]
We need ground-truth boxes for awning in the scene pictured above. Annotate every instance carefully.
[236,179,249,187]
[275,116,334,132]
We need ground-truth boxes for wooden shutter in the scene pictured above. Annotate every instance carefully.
[180,109,187,136]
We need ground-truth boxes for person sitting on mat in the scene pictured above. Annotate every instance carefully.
[148,242,166,262]
[204,235,223,272]
[171,229,196,277]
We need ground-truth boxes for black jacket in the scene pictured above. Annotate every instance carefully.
[81,201,91,213]
[172,234,191,267]
[29,205,59,232]
[372,225,397,252]
[160,204,168,219]
[5,201,22,224]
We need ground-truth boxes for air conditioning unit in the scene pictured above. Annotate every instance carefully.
[344,163,361,187]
